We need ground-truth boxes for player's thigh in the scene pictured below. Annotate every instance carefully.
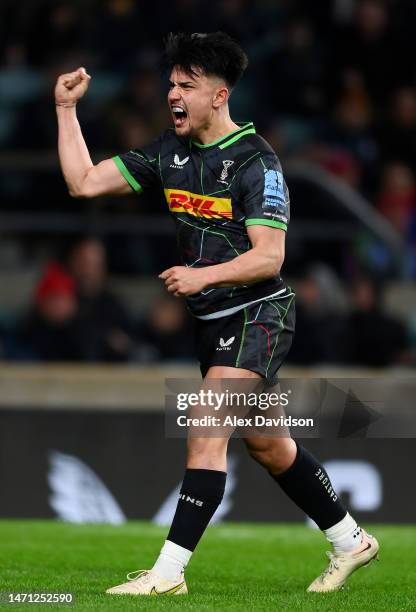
[186,366,261,463]
[205,365,262,379]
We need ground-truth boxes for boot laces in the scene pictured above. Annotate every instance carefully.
[322,552,341,578]
[126,570,149,582]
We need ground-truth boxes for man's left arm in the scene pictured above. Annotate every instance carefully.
[159,225,285,296]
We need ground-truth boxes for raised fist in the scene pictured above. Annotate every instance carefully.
[55,67,91,106]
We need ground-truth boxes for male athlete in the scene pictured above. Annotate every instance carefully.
[55,32,379,595]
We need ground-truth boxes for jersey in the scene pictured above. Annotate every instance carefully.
[113,122,291,319]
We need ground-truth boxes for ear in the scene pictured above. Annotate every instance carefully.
[212,86,229,109]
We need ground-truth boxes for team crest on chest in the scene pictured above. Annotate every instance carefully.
[217,160,234,184]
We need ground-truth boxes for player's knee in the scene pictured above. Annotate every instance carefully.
[247,438,296,474]
[187,438,228,469]
[247,443,277,470]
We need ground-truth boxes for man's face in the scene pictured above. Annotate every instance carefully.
[168,66,224,138]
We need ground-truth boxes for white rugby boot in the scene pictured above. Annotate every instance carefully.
[106,569,188,596]
[307,531,379,593]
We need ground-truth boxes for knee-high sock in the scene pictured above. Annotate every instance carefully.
[270,442,346,530]
[153,468,226,581]
[167,468,226,550]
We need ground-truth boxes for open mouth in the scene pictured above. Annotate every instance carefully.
[172,106,188,128]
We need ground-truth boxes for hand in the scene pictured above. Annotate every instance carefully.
[159,266,208,297]
[55,67,91,106]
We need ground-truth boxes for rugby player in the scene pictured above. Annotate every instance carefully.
[55,32,379,595]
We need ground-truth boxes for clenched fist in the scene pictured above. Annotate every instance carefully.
[55,67,91,107]
[159,266,209,297]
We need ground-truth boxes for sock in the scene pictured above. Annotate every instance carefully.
[324,512,363,553]
[270,442,347,530]
[152,540,192,582]
[154,468,226,581]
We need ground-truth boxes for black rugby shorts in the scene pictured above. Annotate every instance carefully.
[195,291,295,383]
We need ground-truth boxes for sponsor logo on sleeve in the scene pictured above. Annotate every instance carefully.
[262,169,288,214]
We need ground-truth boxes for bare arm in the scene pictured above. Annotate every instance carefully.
[159,225,285,296]
[202,224,285,287]
[55,67,131,198]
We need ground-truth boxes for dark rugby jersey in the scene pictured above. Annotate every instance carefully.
[113,122,291,318]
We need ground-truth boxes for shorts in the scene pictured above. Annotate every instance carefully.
[195,291,296,383]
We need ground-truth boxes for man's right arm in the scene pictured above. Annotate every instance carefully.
[55,67,131,198]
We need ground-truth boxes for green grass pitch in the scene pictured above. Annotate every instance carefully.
[1,521,415,611]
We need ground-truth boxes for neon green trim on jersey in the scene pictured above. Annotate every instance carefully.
[113,156,143,193]
[245,219,287,231]
[191,123,255,149]
[219,127,256,149]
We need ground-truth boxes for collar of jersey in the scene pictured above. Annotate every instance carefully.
[190,122,255,150]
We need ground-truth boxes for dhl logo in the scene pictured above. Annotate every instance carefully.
[164,188,232,219]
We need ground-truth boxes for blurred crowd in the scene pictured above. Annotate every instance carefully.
[2,2,416,218]
[1,239,196,364]
[0,0,415,366]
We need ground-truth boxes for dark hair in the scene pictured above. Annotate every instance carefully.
[164,32,248,89]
